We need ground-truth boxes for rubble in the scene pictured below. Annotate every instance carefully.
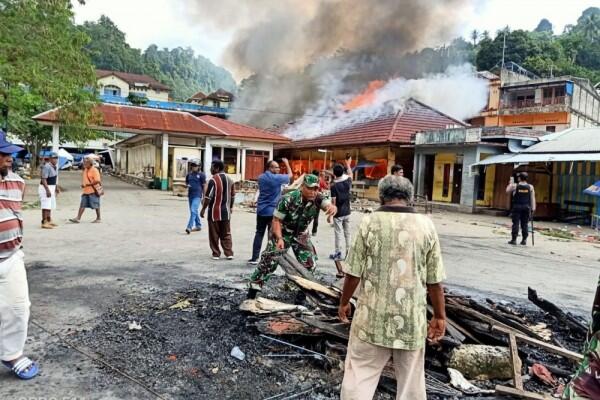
[68,258,587,399]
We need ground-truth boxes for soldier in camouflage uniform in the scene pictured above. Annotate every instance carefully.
[247,174,337,298]
[563,274,600,399]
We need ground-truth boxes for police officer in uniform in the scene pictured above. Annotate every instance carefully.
[506,172,536,245]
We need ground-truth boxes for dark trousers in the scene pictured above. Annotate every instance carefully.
[251,215,273,261]
[312,208,320,234]
[511,207,530,241]
[208,220,233,257]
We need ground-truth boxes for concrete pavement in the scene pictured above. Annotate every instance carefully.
[0,171,597,399]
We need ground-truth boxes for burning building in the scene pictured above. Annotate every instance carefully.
[275,99,465,200]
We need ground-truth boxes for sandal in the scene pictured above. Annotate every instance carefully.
[2,357,39,380]
[92,219,102,223]
[69,218,80,223]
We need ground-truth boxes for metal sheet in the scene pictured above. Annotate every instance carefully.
[474,152,600,166]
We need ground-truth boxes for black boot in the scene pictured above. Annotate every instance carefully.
[520,238,527,246]
[508,237,517,245]
[246,282,262,299]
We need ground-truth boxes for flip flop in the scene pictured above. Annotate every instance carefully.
[2,357,39,380]
[92,220,102,223]
[69,218,80,223]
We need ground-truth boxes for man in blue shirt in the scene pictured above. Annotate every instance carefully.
[185,161,206,234]
[248,158,292,264]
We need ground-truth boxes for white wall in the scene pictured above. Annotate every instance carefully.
[98,75,169,101]
[98,76,129,97]
[124,144,155,175]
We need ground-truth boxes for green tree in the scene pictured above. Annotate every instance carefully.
[470,29,479,46]
[80,15,144,73]
[0,0,100,167]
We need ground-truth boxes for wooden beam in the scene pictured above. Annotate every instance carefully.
[508,333,523,390]
[492,325,583,362]
[495,385,551,400]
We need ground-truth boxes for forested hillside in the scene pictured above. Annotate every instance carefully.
[80,16,237,101]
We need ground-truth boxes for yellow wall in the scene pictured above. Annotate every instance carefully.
[432,153,456,202]
[171,147,202,182]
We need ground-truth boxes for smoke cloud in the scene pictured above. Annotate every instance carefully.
[285,64,489,140]
[186,0,483,131]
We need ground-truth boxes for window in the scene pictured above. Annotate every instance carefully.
[543,88,553,99]
[103,85,121,96]
[212,147,223,161]
[476,166,486,201]
[555,86,565,97]
[223,148,237,174]
[546,126,556,132]
[442,164,451,197]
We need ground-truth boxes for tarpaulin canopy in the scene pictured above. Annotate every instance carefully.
[584,181,600,198]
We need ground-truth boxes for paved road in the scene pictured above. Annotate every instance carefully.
[1,172,597,399]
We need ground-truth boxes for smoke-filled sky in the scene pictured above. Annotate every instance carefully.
[73,0,597,133]
[73,0,598,69]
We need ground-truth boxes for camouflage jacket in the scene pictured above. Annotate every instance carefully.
[273,189,330,236]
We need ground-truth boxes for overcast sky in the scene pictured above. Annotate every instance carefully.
[73,0,598,69]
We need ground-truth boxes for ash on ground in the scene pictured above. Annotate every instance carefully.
[72,277,388,400]
[71,276,586,400]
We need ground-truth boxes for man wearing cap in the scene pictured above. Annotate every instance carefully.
[0,131,39,379]
[39,152,59,229]
[184,161,206,234]
[247,174,337,298]
[506,172,536,245]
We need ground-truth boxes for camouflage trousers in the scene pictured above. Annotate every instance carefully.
[249,233,317,286]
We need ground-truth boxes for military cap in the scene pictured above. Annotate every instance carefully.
[303,174,319,188]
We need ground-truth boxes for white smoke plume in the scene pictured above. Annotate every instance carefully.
[284,64,489,140]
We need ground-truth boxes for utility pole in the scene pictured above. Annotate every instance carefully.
[501,30,507,70]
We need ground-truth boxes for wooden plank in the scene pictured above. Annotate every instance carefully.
[528,287,588,336]
[492,325,584,362]
[495,385,551,400]
[508,333,523,390]
[286,274,340,300]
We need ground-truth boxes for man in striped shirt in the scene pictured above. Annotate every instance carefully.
[0,132,39,380]
[201,160,235,260]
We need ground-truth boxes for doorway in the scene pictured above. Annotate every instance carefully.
[423,155,435,200]
[452,163,463,204]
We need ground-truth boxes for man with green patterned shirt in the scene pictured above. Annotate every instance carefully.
[338,175,446,400]
[247,174,337,298]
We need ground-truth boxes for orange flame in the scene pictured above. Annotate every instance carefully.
[342,80,385,111]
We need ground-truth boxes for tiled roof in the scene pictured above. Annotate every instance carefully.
[96,69,171,91]
[280,99,466,149]
[33,104,224,136]
[199,115,291,143]
[187,91,207,101]
[207,89,234,100]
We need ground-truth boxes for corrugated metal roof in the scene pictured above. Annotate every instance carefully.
[523,127,600,153]
[33,104,224,136]
[475,152,600,165]
[199,115,291,143]
[280,100,466,149]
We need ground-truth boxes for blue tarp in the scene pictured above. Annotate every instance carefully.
[39,150,72,170]
[583,180,600,198]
